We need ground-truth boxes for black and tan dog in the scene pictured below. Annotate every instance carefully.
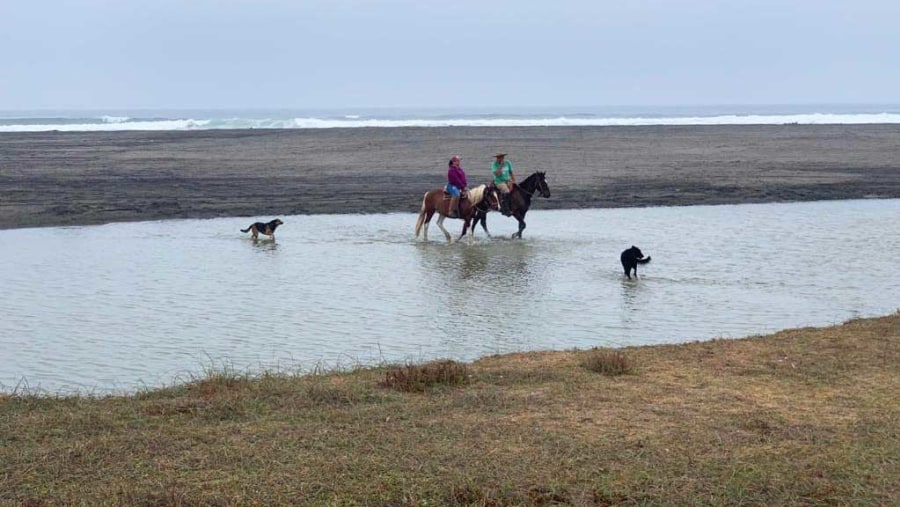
[241,218,283,240]
[620,245,651,279]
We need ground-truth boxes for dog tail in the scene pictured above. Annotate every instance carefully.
[637,256,651,264]
[241,226,251,233]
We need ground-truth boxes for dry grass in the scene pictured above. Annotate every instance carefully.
[580,348,633,376]
[380,359,470,392]
[2,313,899,506]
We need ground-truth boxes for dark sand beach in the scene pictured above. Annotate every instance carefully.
[1,124,899,229]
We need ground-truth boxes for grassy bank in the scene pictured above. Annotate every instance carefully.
[2,314,898,506]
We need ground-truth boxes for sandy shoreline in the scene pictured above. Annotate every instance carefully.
[1,124,899,229]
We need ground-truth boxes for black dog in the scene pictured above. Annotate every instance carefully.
[241,218,283,240]
[620,245,651,279]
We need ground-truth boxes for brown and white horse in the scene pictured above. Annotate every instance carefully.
[414,184,500,244]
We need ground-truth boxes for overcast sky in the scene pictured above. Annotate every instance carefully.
[1,0,898,110]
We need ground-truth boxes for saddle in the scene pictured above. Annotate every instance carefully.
[442,188,469,200]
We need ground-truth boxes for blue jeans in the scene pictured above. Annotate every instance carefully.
[445,184,460,197]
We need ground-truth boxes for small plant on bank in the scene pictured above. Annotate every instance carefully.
[380,359,470,392]
[581,348,633,376]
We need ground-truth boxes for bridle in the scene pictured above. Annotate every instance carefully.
[488,188,502,210]
[516,175,549,198]
[475,187,501,212]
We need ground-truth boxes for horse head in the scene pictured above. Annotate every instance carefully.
[487,185,502,210]
[535,172,551,198]
[470,184,501,212]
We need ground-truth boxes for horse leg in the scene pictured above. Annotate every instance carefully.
[423,210,435,241]
[457,217,469,243]
[456,204,471,242]
[460,217,475,245]
[458,202,480,243]
[415,210,426,239]
[514,214,526,239]
[415,193,432,240]
[468,210,486,238]
[436,214,452,243]
[478,212,491,238]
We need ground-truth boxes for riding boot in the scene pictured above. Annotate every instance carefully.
[448,196,459,218]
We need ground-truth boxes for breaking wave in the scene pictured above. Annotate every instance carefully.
[2,106,899,132]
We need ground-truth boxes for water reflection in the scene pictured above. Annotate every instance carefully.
[1,199,898,393]
[619,278,653,328]
[414,241,549,309]
[620,278,643,306]
[458,246,490,280]
[250,238,279,252]
[493,241,545,291]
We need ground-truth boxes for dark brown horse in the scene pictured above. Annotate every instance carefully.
[463,171,551,240]
[414,184,500,244]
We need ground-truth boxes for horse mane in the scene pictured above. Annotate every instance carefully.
[521,171,544,187]
[467,184,487,202]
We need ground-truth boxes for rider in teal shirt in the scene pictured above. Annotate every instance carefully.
[491,153,516,215]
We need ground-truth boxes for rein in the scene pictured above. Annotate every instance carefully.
[515,175,545,197]
[473,174,545,213]
[517,184,537,197]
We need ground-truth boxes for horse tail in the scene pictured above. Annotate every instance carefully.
[414,192,428,238]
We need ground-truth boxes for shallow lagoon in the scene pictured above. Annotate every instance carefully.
[1,199,898,393]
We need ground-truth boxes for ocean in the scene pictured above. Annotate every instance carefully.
[1,104,899,132]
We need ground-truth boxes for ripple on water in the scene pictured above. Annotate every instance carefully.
[1,200,898,393]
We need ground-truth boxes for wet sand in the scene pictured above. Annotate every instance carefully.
[1,124,899,229]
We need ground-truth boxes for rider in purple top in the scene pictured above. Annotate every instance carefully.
[446,155,467,217]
